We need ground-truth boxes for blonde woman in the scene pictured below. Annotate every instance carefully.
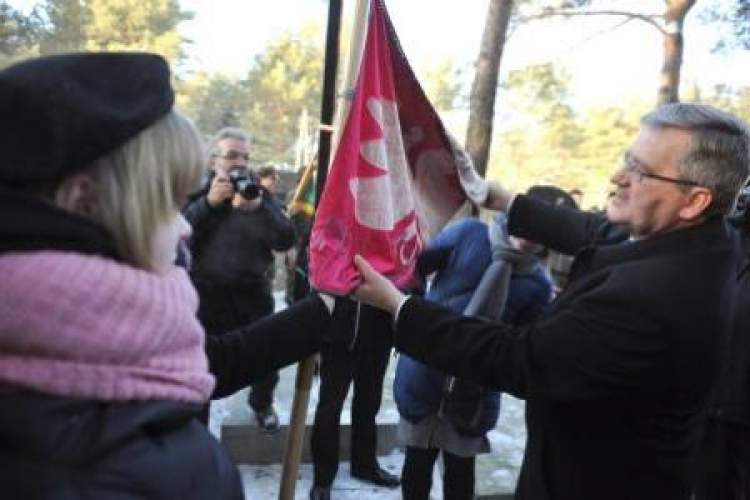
[0,53,333,499]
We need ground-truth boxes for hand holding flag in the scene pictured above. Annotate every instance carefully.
[352,254,405,314]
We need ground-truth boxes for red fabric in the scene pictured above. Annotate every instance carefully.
[310,0,466,295]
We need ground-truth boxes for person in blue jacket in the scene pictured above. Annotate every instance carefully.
[394,199,552,499]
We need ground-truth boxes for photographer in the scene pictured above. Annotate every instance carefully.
[184,127,296,431]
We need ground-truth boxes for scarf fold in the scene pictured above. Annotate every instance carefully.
[0,251,214,402]
[488,212,539,274]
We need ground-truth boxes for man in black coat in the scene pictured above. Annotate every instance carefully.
[351,103,750,500]
[184,127,296,431]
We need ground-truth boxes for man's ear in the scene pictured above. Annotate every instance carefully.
[54,173,101,219]
[679,187,713,221]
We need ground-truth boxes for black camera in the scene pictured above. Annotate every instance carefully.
[228,169,260,200]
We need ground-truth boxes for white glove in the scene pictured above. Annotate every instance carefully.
[448,134,489,206]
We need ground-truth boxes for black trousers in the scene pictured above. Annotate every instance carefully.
[196,282,278,410]
[402,446,476,500]
[693,417,750,500]
[310,304,393,486]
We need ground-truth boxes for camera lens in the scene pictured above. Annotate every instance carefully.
[237,179,260,200]
[229,170,260,200]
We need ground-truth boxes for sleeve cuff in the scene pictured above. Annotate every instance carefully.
[393,294,412,330]
[506,193,517,214]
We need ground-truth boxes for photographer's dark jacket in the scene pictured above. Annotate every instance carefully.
[184,180,295,290]
[393,195,740,500]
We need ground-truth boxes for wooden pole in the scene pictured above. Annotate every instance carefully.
[328,0,370,155]
[277,1,369,498]
[278,351,320,500]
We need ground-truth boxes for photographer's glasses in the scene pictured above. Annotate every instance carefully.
[217,150,250,161]
[619,152,700,187]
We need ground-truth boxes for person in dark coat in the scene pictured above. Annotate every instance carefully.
[692,185,750,499]
[351,103,750,500]
[0,52,334,500]
[184,127,297,431]
[309,300,400,500]
[394,212,552,499]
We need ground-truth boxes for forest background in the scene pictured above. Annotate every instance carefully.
[2,0,749,210]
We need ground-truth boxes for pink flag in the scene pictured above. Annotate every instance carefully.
[309,0,468,295]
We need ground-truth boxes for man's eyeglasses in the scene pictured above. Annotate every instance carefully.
[620,153,700,187]
[217,150,250,161]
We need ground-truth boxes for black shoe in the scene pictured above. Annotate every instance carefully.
[253,405,280,432]
[350,465,400,488]
[309,485,331,500]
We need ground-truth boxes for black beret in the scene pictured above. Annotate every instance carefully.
[0,52,174,186]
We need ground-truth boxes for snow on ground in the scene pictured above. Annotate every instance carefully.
[238,454,406,499]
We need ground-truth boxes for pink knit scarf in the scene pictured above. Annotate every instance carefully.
[0,251,215,402]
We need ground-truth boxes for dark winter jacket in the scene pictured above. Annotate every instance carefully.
[0,394,242,500]
[393,194,740,500]
[184,177,296,292]
[184,177,297,336]
[394,217,551,437]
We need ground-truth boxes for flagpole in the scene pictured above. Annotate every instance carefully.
[278,1,351,498]
[329,0,369,151]
[315,0,370,204]
[287,152,317,216]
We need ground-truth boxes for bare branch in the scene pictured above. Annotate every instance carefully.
[520,10,665,34]
[567,17,636,50]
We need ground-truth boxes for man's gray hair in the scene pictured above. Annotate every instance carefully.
[641,103,750,215]
[206,127,251,165]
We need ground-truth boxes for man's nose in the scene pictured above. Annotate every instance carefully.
[610,166,630,186]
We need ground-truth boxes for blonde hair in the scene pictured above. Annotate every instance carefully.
[86,110,204,271]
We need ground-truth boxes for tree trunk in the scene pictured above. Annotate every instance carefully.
[658,0,696,104]
[465,0,514,177]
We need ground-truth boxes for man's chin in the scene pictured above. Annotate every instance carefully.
[605,204,625,224]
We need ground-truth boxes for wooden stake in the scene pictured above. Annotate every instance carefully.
[278,1,370,499]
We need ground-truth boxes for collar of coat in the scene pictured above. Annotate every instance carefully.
[572,216,733,278]
[0,186,117,258]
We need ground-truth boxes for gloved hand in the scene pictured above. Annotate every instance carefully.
[447,133,488,206]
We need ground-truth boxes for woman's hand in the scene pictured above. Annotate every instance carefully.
[352,255,405,314]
